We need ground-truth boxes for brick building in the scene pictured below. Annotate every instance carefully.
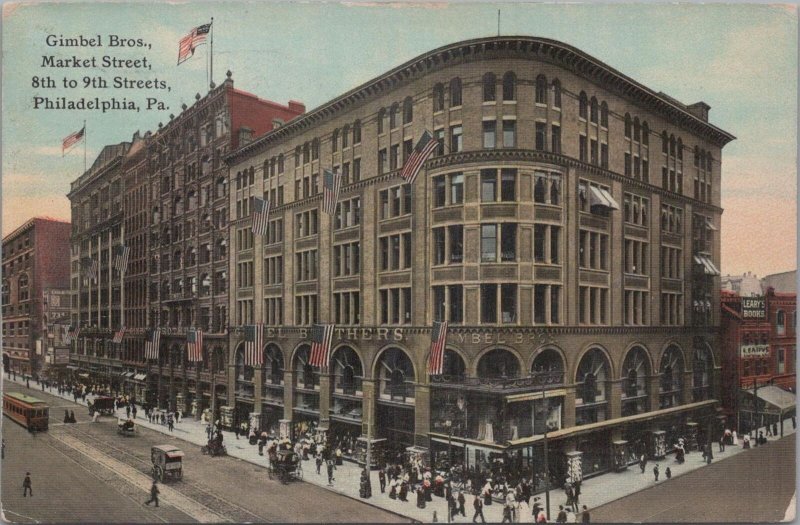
[720,288,796,430]
[223,36,734,479]
[2,217,71,376]
[67,73,305,407]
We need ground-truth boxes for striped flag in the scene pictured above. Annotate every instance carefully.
[427,321,449,375]
[145,328,161,360]
[112,327,125,344]
[113,245,130,273]
[322,168,342,215]
[187,329,203,362]
[177,22,211,65]
[399,130,438,184]
[251,197,270,236]
[62,127,85,155]
[244,324,264,366]
[309,323,335,368]
[80,256,97,281]
[64,325,77,344]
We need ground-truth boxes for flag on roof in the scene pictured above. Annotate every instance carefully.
[177,22,211,65]
[309,324,335,368]
[399,130,437,184]
[62,127,85,155]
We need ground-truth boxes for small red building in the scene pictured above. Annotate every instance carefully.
[720,287,796,430]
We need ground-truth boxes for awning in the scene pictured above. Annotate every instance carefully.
[705,218,718,231]
[124,372,135,378]
[506,399,718,448]
[133,373,147,381]
[694,255,720,276]
[741,385,796,415]
[505,388,567,403]
[588,186,619,210]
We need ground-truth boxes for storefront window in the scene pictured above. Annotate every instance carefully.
[622,346,650,415]
[659,345,684,408]
[477,348,521,379]
[576,348,609,426]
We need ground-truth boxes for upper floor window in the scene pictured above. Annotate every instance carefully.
[1,279,9,305]
[579,92,588,119]
[18,274,29,301]
[377,108,386,134]
[389,102,399,129]
[353,121,361,145]
[450,77,462,107]
[433,83,444,112]
[533,172,562,205]
[332,129,339,152]
[600,102,608,127]
[535,75,547,104]
[481,168,516,202]
[590,97,598,124]
[483,73,496,102]
[777,310,786,335]
[551,79,561,108]
[402,97,413,125]
[502,71,516,101]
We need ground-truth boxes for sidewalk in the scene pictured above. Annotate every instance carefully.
[10,375,796,523]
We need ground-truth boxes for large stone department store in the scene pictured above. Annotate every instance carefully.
[66,36,734,481]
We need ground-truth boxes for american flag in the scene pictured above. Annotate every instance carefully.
[399,130,438,184]
[62,127,85,155]
[113,245,130,273]
[309,324,335,368]
[177,23,211,65]
[426,321,449,375]
[145,328,161,360]
[81,257,98,281]
[322,168,342,215]
[244,324,264,366]
[251,197,270,236]
[63,325,76,344]
[187,328,203,362]
[112,327,125,344]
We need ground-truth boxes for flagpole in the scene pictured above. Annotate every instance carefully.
[210,17,214,86]
[83,120,87,173]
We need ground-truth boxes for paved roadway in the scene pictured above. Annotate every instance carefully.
[591,432,796,523]
[2,381,409,523]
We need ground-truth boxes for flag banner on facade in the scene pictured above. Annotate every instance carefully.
[251,196,270,236]
[63,325,73,344]
[81,256,97,281]
[112,327,125,344]
[187,328,203,362]
[113,244,130,273]
[399,130,438,184]
[62,126,85,155]
[322,168,342,215]
[427,321,449,375]
[244,324,264,366]
[177,22,211,65]
[309,323,335,368]
[145,328,161,360]
[70,326,81,341]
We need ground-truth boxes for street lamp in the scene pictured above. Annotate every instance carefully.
[444,419,453,524]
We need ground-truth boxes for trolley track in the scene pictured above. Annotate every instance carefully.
[52,423,268,524]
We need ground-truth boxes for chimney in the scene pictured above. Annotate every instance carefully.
[687,102,710,122]
[288,100,306,114]
[238,127,253,146]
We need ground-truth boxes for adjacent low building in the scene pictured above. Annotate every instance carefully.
[2,217,71,377]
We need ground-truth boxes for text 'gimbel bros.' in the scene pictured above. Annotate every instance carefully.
[31,34,172,113]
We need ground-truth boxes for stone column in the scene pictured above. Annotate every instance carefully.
[283,370,295,423]
[318,372,331,431]
[252,368,263,429]
[608,380,622,421]
[414,384,431,449]
[648,375,660,412]
[563,388,577,428]
[565,450,583,483]
[682,370,693,405]
[361,378,377,440]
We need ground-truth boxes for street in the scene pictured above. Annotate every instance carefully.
[1,381,409,523]
[591,433,796,523]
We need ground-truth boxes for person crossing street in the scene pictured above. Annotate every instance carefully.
[22,472,32,497]
[144,480,160,507]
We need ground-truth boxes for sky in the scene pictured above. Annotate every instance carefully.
[2,2,797,277]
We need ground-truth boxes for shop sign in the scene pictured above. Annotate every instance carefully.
[740,344,770,358]
[742,297,766,319]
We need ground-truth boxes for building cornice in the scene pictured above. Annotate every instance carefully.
[228,36,735,164]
